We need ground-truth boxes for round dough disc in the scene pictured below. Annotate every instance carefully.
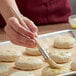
[71,61,76,71]
[26,47,41,56]
[54,36,76,49]
[49,51,71,64]
[0,63,10,76]
[0,49,22,62]
[42,66,70,76]
[26,45,48,56]
[10,71,34,76]
[15,56,43,70]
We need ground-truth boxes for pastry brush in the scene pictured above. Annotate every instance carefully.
[10,8,61,69]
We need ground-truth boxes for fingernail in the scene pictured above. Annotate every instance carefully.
[34,32,38,38]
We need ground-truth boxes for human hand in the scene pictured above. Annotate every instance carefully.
[4,16,38,48]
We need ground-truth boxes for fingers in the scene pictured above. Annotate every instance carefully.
[5,16,38,48]
[7,17,35,39]
[23,17,38,35]
[4,24,36,48]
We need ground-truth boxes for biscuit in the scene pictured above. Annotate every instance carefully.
[15,56,43,70]
[54,36,75,49]
[42,66,70,76]
[0,49,22,62]
[49,51,71,64]
[71,61,76,71]
[0,63,10,76]
[26,45,48,56]
[10,71,34,76]
[26,47,41,56]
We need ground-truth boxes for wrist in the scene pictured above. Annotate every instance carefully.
[0,0,22,23]
[1,8,22,23]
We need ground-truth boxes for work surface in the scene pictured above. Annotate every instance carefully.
[0,23,71,42]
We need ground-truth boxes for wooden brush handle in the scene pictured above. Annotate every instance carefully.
[10,8,61,69]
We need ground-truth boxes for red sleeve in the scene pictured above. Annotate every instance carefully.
[0,0,71,26]
[16,0,71,25]
[0,14,6,27]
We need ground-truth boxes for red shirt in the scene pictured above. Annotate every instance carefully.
[0,0,71,26]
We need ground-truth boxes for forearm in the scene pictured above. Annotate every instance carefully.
[0,0,21,22]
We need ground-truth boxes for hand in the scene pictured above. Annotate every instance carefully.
[4,16,38,48]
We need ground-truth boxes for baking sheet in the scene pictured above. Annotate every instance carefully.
[0,29,76,76]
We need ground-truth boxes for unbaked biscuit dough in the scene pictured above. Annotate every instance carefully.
[49,51,71,64]
[26,45,49,56]
[54,36,76,49]
[0,50,22,62]
[0,63,10,76]
[42,66,70,76]
[15,56,43,70]
[26,47,41,56]
[10,71,34,76]
[71,61,76,71]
